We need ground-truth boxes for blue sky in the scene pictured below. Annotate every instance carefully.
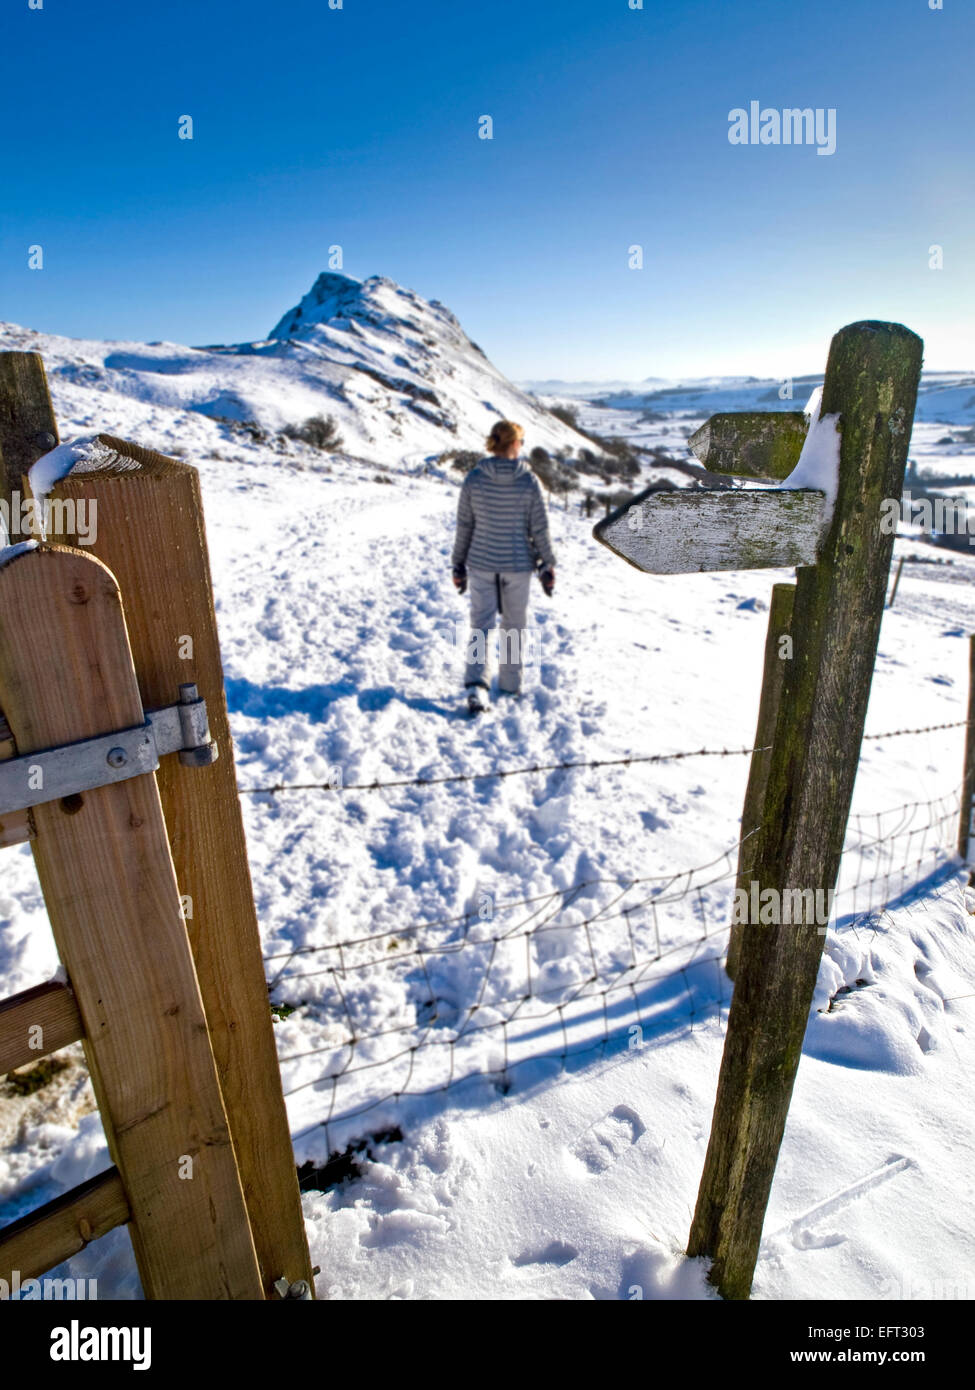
[0,0,971,379]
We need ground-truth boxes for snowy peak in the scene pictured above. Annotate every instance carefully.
[270,271,386,337]
[251,269,588,460]
[269,272,463,344]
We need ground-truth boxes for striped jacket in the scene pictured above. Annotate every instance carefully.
[451,456,556,573]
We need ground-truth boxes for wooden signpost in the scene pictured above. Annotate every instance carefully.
[597,487,825,574]
[595,320,923,1299]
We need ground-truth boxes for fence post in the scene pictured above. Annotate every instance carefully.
[687,321,923,1299]
[0,545,264,1299]
[0,352,58,507]
[40,430,314,1297]
[887,555,905,609]
[726,582,795,981]
[958,634,975,864]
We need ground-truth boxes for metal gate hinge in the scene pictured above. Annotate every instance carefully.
[0,683,218,817]
[273,1276,313,1300]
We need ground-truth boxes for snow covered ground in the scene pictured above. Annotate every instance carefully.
[1,288,974,1302]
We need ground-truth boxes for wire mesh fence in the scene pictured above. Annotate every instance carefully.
[256,725,966,1158]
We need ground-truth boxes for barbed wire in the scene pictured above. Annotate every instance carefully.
[860,719,967,741]
[239,719,967,799]
[241,745,770,797]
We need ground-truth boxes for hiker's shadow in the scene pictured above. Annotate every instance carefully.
[225,677,459,722]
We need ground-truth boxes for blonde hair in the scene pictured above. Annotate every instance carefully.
[485,420,524,455]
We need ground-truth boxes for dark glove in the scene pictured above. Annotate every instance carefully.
[452,564,467,596]
[539,565,555,598]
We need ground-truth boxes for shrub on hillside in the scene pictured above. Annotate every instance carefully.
[282,414,344,452]
[548,404,580,429]
[529,447,576,498]
[212,413,271,445]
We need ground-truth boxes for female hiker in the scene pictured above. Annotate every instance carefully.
[451,420,556,715]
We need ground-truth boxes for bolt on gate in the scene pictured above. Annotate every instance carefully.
[0,351,313,1300]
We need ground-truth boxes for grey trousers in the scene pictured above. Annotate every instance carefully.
[463,568,533,694]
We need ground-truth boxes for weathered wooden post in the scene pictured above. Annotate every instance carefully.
[725,582,795,982]
[687,323,922,1298]
[0,352,57,850]
[0,352,58,505]
[596,321,923,1300]
[958,634,975,864]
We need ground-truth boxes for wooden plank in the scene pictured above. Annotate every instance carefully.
[726,582,795,982]
[45,437,313,1297]
[958,633,975,862]
[0,980,83,1073]
[0,545,264,1300]
[689,411,808,480]
[687,320,923,1300]
[0,351,58,506]
[0,1169,130,1285]
[0,715,33,849]
[594,486,825,574]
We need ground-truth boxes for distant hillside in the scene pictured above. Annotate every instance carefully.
[0,272,591,468]
[535,371,975,426]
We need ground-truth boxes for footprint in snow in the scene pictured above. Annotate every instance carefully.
[511,1239,579,1268]
[567,1104,645,1177]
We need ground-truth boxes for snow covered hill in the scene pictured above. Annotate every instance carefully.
[0,273,590,470]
